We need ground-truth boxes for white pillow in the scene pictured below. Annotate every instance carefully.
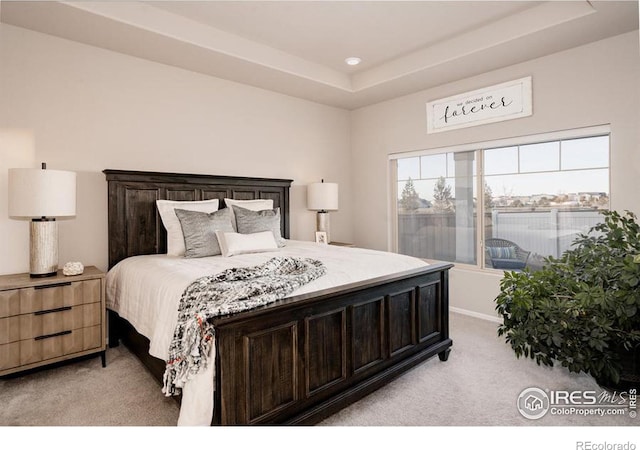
[215,230,278,257]
[224,198,274,230]
[156,199,219,256]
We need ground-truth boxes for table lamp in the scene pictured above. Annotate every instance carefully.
[8,163,77,277]
[307,179,338,242]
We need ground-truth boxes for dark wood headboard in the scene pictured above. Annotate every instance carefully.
[103,170,292,269]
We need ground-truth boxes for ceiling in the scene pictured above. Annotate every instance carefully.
[1,1,638,109]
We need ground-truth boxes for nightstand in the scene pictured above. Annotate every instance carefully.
[329,241,355,247]
[0,266,106,376]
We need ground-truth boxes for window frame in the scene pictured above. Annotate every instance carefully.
[388,124,611,270]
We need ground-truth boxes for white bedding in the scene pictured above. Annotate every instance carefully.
[105,240,428,425]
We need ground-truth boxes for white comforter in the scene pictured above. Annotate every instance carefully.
[105,240,428,425]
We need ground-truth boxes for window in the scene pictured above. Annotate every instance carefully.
[392,127,609,271]
[397,150,477,264]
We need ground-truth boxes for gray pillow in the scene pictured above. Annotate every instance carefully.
[232,205,285,247]
[174,208,234,258]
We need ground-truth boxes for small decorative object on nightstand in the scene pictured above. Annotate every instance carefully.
[0,266,107,376]
[315,231,328,245]
[62,261,84,276]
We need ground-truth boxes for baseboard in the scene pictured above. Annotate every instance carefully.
[450,306,502,324]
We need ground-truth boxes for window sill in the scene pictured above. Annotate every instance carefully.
[419,258,508,277]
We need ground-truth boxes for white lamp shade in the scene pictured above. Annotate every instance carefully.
[307,182,338,211]
[8,168,76,218]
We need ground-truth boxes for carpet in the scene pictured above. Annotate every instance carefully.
[1,312,636,427]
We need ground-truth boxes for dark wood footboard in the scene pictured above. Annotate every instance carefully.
[109,262,452,425]
[212,262,452,424]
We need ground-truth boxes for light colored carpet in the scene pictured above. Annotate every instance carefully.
[320,313,637,426]
[0,345,179,426]
[0,312,636,427]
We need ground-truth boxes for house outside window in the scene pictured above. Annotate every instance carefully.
[392,126,610,271]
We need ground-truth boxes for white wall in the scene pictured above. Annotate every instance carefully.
[0,24,353,275]
[350,31,640,317]
[2,23,638,318]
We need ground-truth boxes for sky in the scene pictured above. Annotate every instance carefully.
[397,135,609,200]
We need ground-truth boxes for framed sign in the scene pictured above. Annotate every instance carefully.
[315,231,328,245]
[426,77,532,134]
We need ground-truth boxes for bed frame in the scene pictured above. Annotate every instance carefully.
[104,169,453,425]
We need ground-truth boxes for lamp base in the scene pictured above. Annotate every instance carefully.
[30,218,58,278]
[316,211,331,243]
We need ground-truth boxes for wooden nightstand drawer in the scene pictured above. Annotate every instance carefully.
[0,325,102,371]
[0,302,101,344]
[0,279,102,319]
[0,267,106,376]
[0,290,20,319]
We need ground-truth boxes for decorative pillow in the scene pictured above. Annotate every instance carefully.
[488,246,517,260]
[174,208,234,258]
[223,198,274,230]
[156,199,219,256]
[215,230,279,257]
[232,205,285,247]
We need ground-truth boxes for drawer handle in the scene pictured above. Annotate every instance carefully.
[35,282,72,290]
[35,330,72,341]
[34,306,72,316]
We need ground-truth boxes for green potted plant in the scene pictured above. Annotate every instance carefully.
[495,210,640,388]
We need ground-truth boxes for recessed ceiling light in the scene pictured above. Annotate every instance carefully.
[345,57,362,66]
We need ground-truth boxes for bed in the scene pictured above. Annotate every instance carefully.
[103,169,453,425]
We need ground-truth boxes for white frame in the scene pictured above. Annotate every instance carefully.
[315,231,328,245]
[426,77,532,134]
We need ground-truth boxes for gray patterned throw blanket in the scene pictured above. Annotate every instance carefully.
[162,256,326,396]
